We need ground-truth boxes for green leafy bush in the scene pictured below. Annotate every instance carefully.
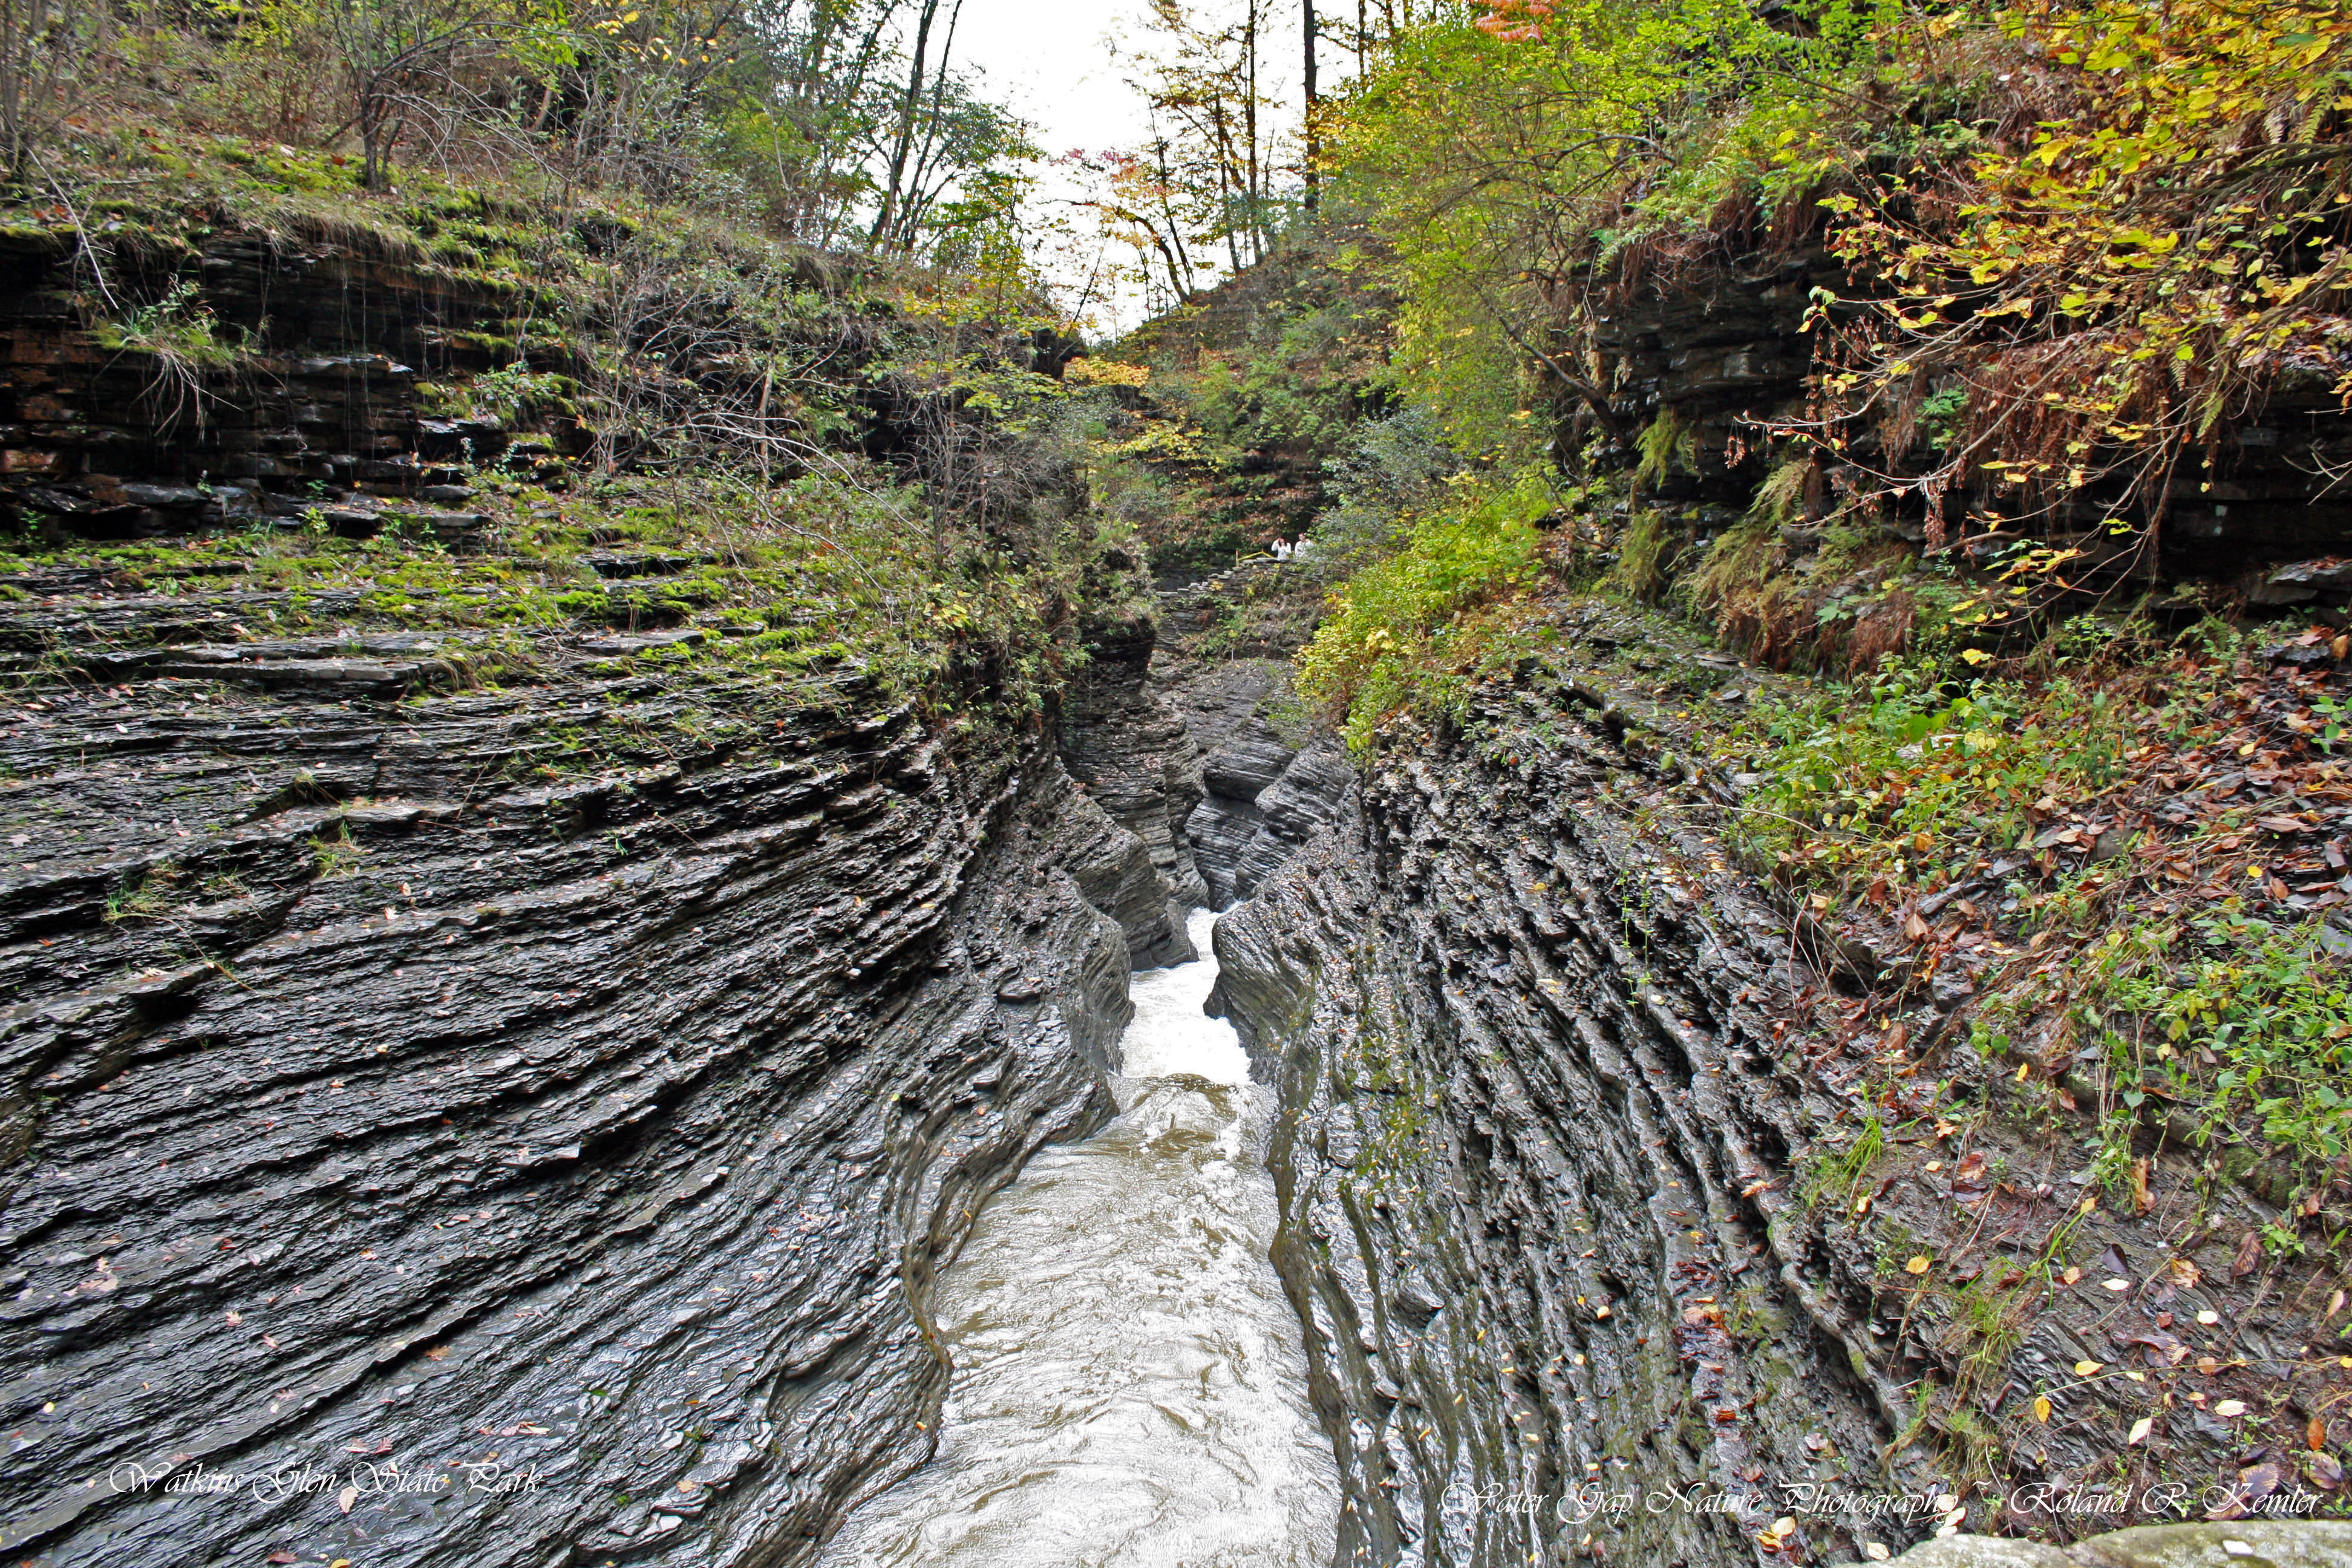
[1298,466,1556,748]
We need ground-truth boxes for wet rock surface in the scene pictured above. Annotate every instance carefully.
[1205,627,2352,1567]
[1056,607,1204,961]
[1901,1523,2352,1566]
[0,564,1171,1565]
[0,223,566,540]
[1146,565,1341,912]
[1210,742,1895,1567]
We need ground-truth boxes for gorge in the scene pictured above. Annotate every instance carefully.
[5,13,2352,1554]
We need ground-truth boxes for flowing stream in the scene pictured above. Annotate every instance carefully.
[819,908,1340,1566]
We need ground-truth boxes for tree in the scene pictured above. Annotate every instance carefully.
[1301,0,1317,212]
[0,0,102,181]
[1123,0,1295,280]
[320,0,496,190]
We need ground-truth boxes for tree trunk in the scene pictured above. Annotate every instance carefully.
[1243,0,1261,260]
[1302,0,1318,214]
[360,83,390,191]
[871,0,942,247]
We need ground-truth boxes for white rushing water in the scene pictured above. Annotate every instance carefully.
[819,908,1339,1566]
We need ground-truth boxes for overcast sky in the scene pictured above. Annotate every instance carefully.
[949,0,1325,335]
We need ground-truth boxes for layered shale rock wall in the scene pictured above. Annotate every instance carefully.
[1206,674,1898,1568]
[0,583,1180,1565]
[1202,633,2346,1568]
[0,217,1205,1566]
[1587,249,2352,601]
[0,224,563,546]
[1147,567,1353,912]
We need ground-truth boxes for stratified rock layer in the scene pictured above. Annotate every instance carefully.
[1209,696,1907,1567]
[0,568,1172,1566]
[1206,635,2347,1567]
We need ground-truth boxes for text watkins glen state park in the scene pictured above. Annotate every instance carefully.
[103,1457,544,1509]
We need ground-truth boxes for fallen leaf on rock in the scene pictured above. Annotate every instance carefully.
[2076,1361,2105,1376]
[2129,1416,2154,1444]
[2034,1396,2053,1423]
[2233,1230,2264,1277]
[2215,1399,2249,1417]
[2062,1265,2083,1285]
[1906,1256,1932,1275]
[2311,1418,2328,1451]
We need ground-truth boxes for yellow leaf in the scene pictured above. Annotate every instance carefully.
[2128,1416,2154,1444]
[1906,1256,1932,1275]
[2033,1396,2053,1423]
[2075,1361,2104,1376]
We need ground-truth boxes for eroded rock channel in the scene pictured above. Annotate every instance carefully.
[814,909,1339,1566]
[0,528,1342,1567]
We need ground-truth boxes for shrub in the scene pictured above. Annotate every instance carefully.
[1298,466,1555,748]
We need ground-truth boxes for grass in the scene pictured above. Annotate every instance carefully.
[2083,913,2352,1195]
[104,863,182,922]
[1800,1113,1887,1212]
[312,835,368,879]
[4,453,1135,733]
[1728,650,2149,901]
